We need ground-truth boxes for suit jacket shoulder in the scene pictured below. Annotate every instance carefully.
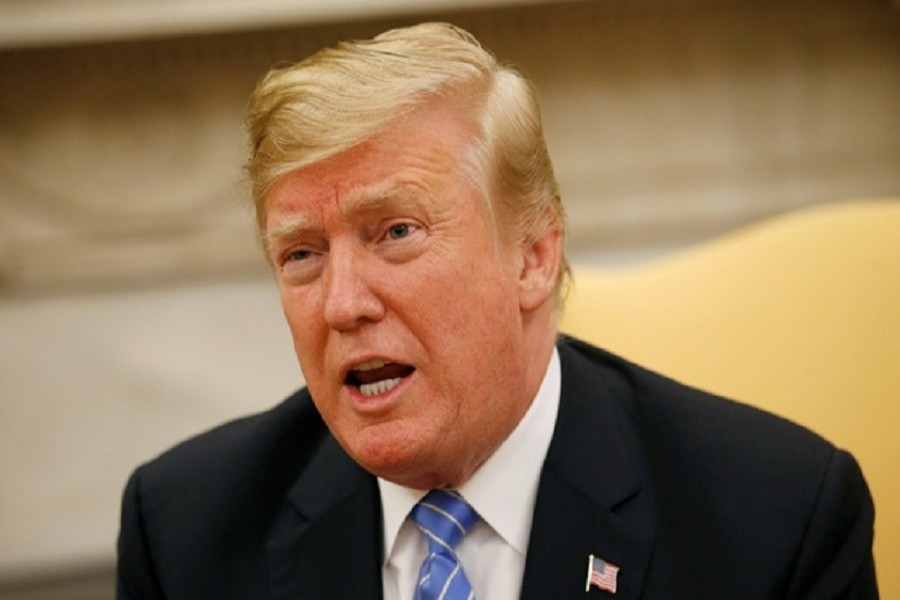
[522,336,876,599]
[117,389,383,599]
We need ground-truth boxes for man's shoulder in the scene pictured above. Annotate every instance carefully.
[554,338,875,596]
[134,387,327,497]
[556,335,838,483]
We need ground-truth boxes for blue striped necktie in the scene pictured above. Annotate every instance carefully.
[410,489,480,600]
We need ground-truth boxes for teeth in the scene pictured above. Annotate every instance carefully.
[355,358,390,372]
[359,377,401,398]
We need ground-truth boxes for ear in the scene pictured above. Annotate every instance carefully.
[517,217,562,312]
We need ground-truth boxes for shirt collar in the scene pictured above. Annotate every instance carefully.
[378,348,561,559]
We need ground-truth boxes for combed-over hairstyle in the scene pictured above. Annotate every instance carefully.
[246,22,570,297]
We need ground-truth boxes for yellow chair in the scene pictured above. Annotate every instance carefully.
[560,199,900,596]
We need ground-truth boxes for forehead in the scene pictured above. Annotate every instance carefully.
[264,97,482,227]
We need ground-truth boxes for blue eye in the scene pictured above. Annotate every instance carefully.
[387,223,410,240]
[286,249,312,262]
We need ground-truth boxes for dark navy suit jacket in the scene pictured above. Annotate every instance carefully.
[118,337,877,598]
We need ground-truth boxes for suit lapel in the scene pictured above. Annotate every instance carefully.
[265,433,383,600]
[521,340,656,599]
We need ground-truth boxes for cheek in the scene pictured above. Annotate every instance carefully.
[279,286,328,369]
[281,280,322,327]
[420,277,521,387]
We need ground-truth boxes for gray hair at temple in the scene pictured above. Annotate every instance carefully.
[246,22,570,298]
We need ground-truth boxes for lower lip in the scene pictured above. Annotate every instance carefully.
[344,371,414,413]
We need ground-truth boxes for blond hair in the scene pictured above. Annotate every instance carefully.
[246,22,570,295]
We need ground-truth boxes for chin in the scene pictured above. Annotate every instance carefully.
[345,420,434,480]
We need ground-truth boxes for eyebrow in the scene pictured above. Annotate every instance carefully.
[341,183,420,216]
[263,183,424,254]
[263,214,318,256]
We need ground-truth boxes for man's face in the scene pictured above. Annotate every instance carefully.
[265,99,543,489]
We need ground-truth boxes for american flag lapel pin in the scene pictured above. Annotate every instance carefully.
[585,554,619,594]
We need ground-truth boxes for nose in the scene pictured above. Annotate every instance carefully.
[322,243,386,331]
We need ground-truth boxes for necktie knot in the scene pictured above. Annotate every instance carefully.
[410,489,479,553]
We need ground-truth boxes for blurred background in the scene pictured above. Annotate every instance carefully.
[1,0,898,597]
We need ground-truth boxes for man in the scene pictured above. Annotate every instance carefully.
[117,23,877,598]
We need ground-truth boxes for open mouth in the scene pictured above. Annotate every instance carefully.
[346,359,415,398]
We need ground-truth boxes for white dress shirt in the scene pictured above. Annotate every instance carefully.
[379,349,561,600]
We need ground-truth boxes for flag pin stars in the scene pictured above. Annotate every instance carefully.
[585,554,619,594]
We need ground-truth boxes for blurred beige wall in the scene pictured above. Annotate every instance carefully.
[1,0,898,596]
